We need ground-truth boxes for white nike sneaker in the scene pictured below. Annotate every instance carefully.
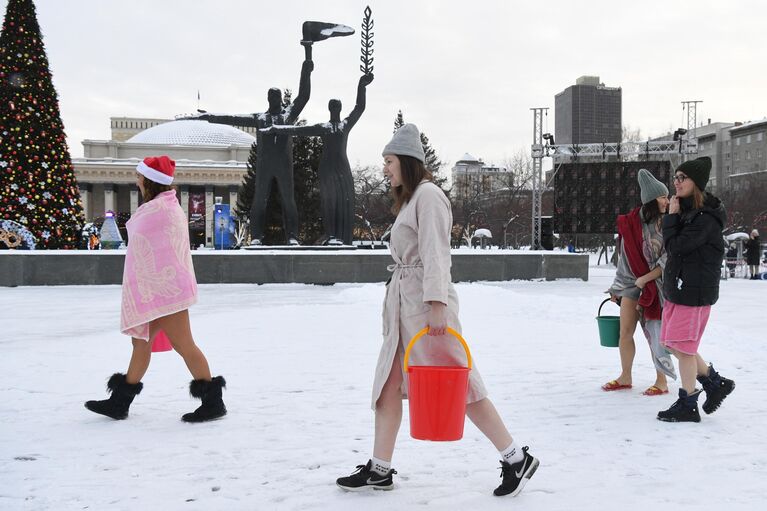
[494,446,539,497]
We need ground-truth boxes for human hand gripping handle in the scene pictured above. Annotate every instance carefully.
[426,301,447,337]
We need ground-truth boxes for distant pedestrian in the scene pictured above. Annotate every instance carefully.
[745,229,761,279]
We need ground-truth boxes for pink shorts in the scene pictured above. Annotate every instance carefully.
[660,302,711,355]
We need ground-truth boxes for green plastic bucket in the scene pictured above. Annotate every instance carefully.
[596,298,620,348]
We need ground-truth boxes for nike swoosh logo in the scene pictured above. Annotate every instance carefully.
[367,477,385,484]
[515,458,529,478]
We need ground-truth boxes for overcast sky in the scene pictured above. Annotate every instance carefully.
[7,0,767,169]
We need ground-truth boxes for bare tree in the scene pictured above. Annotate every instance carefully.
[494,150,537,248]
[352,165,393,241]
[450,149,536,248]
[622,124,643,143]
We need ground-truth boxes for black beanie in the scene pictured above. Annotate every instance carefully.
[676,156,712,191]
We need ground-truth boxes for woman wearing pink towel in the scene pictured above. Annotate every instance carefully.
[85,156,227,423]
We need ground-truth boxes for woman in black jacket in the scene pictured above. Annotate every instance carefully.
[745,229,761,279]
[657,157,735,423]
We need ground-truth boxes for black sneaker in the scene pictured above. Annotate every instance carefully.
[657,389,701,423]
[697,364,735,415]
[336,460,396,492]
[494,446,540,497]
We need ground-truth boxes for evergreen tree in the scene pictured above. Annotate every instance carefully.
[391,110,447,189]
[235,89,323,244]
[393,109,404,133]
[235,141,257,218]
[0,0,84,248]
[419,131,447,188]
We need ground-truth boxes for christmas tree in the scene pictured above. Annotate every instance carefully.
[0,0,83,249]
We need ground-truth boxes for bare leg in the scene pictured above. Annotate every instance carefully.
[695,353,710,376]
[614,297,639,385]
[667,347,697,393]
[652,370,668,391]
[151,310,211,381]
[372,354,403,462]
[466,398,513,451]
[126,338,152,384]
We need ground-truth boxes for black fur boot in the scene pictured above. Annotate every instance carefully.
[85,373,143,420]
[182,376,227,423]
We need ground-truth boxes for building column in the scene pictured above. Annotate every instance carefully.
[205,185,214,247]
[130,189,139,214]
[228,185,239,215]
[179,185,190,220]
[79,184,91,220]
[103,183,115,215]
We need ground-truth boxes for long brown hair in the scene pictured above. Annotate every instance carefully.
[691,186,705,210]
[391,155,433,214]
[141,177,174,203]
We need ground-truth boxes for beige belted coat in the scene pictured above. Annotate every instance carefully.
[370,181,488,409]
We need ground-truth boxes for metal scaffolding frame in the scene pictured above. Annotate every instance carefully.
[682,100,703,162]
[530,108,702,249]
[530,108,547,250]
[546,139,697,162]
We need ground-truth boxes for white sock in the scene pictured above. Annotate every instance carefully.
[370,456,391,476]
[500,440,524,464]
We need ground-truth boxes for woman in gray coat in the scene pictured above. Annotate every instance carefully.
[336,124,539,497]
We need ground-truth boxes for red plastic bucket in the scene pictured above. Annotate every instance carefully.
[404,327,472,441]
[151,330,173,353]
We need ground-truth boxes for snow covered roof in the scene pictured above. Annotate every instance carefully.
[127,120,256,146]
[457,153,480,163]
[730,117,767,133]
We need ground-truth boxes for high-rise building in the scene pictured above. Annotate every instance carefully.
[555,76,622,145]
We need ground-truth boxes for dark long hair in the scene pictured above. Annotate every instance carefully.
[391,155,433,214]
[641,199,663,224]
[141,177,174,203]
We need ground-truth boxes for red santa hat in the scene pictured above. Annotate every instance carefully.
[136,156,176,185]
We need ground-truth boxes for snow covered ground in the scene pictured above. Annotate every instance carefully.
[1,261,765,510]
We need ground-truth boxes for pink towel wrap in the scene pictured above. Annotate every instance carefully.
[120,190,197,345]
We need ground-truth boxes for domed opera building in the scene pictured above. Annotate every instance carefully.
[72,117,257,247]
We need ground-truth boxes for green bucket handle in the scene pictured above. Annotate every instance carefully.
[598,297,618,317]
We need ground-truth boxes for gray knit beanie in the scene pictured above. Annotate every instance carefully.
[382,123,425,163]
[638,168,669,205]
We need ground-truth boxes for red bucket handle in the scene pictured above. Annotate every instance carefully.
[403,327,473,372]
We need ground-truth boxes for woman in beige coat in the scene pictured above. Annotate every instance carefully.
[336,124,539,497]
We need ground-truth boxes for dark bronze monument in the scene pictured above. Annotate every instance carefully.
[262,73,373,245]
[188,12,373,246]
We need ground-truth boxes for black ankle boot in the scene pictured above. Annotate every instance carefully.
[697,364,735,414]
[657,388,701,423]
[85,373,143,420]
[182,376,227,423]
